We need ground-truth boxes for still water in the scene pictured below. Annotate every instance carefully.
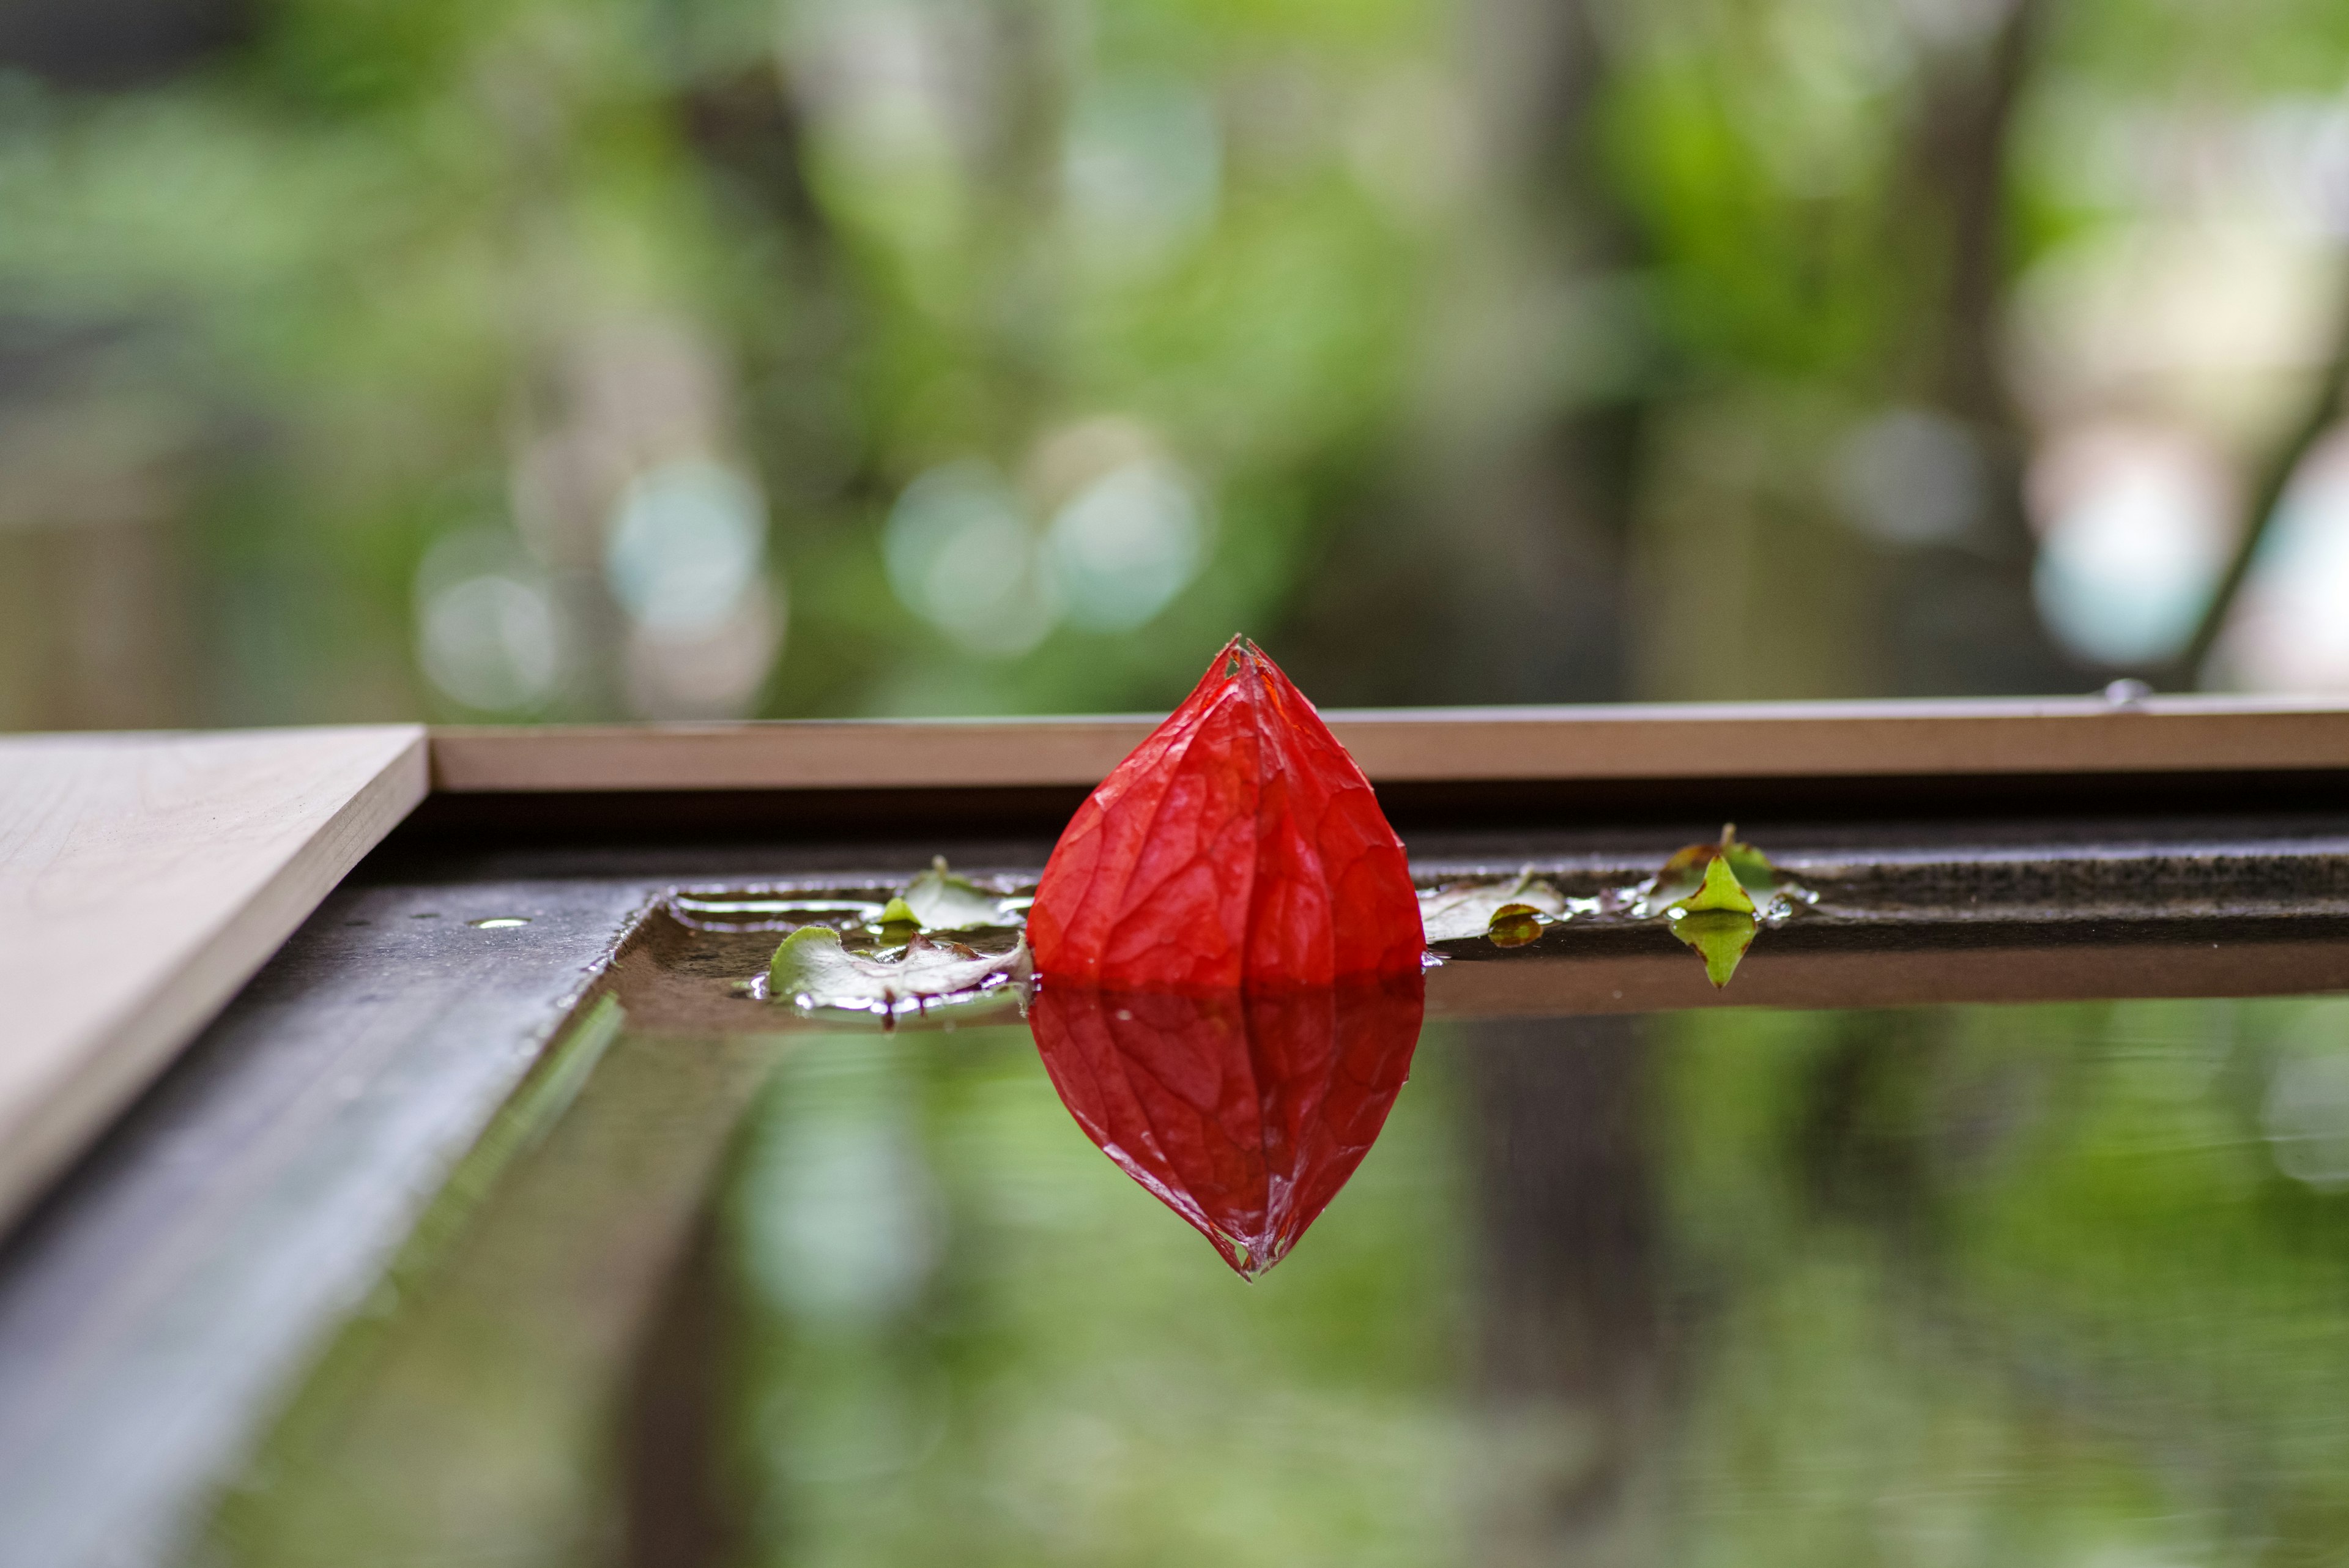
[204,986,2349,1567]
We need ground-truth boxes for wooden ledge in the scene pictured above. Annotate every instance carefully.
[428,694,2349,793]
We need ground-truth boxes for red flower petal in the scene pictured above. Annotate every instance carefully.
[1027,975,1426,1278]
[1028,636,1422,987]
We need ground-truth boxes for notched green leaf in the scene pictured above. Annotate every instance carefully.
[1418,869,1568,944]
[768,926,1030,1020]
[1637,824,1809,989]
[1672,908,1757,988]
[1636,823,1807,921]
[1674,853,1754,916]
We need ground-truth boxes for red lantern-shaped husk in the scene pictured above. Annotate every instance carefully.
[1028,636,1423,989]
[1028,974,1426,1278]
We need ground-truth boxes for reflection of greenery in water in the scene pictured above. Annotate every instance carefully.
[1660,997,2349,1566]
[202,995,2349,1564]
[204,1019,785,1567]
[724,1028,1473,1568]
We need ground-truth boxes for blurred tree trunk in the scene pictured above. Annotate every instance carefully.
[0,334,201,730]
[680,59,869,497]
[0,522,195,730]
[1285,0,1642,707]
[1465,1017,1668,1568]
[621,1208,738,1568]
[2171,267,2349,685]
[1879,0,2080,697]
[1628,388,1879,703]
[694,15,1064,715]
[1632,0,2083,704]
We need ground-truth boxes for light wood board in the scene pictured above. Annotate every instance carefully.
[430,693,2349,792]
[0,726,427,1227]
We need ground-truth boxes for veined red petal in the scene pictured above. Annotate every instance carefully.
[1028,975,1426,1277]
[1029,637,1422,987]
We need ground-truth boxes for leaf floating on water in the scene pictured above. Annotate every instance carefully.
[1418,869,1568,944]
[768,926,1030,1020]
[896,856,1012,932]
[1028,636,1422,987]
[1673,853,1754,916]
[1672,908,1757,988]
[1638,825,1809,989]
[1637,823,1808,921]
[1486,904,1548,948]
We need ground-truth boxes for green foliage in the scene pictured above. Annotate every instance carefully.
[1658,997,2349,1563]
[1,0,2339,722]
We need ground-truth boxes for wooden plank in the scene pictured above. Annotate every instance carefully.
[429,716,1160,793]
[1422,933,2349,1019]
[429,694,2349,793]
[0,726,427,1228]
[0,870,661,1568]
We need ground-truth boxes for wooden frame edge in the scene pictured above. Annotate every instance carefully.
[428,694,2349,793]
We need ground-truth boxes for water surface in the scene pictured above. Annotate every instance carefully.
[202,901,2349,1567]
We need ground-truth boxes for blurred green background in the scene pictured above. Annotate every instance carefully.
[3,0,2347,728]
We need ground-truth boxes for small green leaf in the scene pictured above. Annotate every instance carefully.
[877,896,921,928]
[1636,823,1805,918]
[897,856,1010,931]
[1672,908,1756,988]
[768,926,1030,1017]
[1642,825,1794,989]
[1674,853,1754,916]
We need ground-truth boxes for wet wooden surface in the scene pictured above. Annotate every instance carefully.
[593,820,2349,1031]
[0,862,657,1568]
[1422,921,2349,1017]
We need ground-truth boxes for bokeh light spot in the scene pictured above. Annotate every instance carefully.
[883,461,1059,656]
[1046,458,1204,631]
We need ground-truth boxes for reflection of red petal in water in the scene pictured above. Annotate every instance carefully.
[1028,973,1426,1279]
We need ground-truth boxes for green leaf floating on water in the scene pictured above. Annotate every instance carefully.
[1646,823,1778,905]
[1647,826,1807,989]
[1672,908,1757,987]
[1485,905,1547,949]
[1674,853,1754,916]
[1418,869,1568,943]
[1638,823,1809,917]
[896,856,1014,931]
[769,926,1030,1018]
